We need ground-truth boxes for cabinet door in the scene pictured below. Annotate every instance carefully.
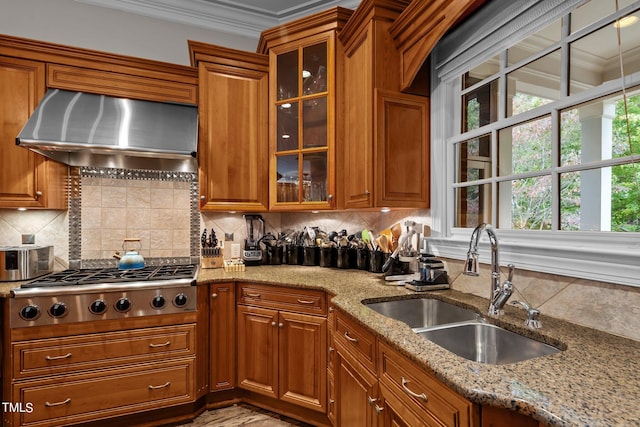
[335,347,378,427]
[278,311,327,412]
[236,305,278,399]
[0,56,66,209]
[269,33,337,210]
[210,283,236,391]
[375,90,429,208]
[198,60,269,211]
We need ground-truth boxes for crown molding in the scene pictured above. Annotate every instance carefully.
[75,0,361,39]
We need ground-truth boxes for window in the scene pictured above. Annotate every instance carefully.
[454,1,640,232]
[432,0,640,287]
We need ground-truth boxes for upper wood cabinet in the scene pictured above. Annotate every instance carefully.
[258,8,353,211]
[338,0,429,209]
[0,56,67,209]
[190,42,269,211]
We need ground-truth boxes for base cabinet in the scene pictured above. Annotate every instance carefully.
[210,282,236,392]
[236,284,328,413]
[6,322,197,427]
[334,344,379,426]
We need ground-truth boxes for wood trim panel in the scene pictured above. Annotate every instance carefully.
[388,0,486,90]
[257,7,353,53]
[47,64,197,104]
[0,34,197,83]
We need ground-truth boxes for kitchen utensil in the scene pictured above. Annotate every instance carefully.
[390,222,402,249]
[116,238,145,270]
[362,229,374,251]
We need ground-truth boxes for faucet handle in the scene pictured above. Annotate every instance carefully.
[505,264,515,283]
[511,300,542,329]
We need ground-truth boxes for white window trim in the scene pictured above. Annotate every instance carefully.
[429,0,640,288]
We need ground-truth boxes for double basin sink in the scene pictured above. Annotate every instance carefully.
[364,298,561,365]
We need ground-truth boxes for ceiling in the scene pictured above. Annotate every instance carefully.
[77,0,362,39]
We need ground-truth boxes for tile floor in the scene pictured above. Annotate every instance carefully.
[174,404,313,427]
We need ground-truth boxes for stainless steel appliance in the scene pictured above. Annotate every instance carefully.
[0,245,53,282]
[243,214,264,266]
[10,264,198,328]
[16,89,199,173]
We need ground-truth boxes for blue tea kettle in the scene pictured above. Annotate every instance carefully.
[114,238,145,270]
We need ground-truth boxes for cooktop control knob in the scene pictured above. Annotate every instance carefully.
[19,305,40,321]
[49,302,67,318]
[151,295,166,309]
[89,300,107,314]
[114,298,131,313]
[173,293,188,307]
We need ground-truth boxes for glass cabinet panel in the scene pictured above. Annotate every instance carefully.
[272,37,332,209]
[277,155,299,202]
[277,51,298,101]
[303,152,327,201]
[303,97,327,148]
[277,102,298,151]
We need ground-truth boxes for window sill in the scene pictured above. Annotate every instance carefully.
[429,230,640,288]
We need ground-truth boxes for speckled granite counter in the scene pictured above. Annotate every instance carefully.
[2,266,639,426]
[195,266,640,427]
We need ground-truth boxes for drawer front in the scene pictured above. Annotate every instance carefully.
[13,324,196,379]
[14,359,194,427]
[237,283,326,315]
[333,309,376,373]
[378,341,474,427]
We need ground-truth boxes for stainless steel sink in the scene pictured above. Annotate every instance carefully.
[364,298,479,329]
[418,322,561,364]
[363,298,561,364]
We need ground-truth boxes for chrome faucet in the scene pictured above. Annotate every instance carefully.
[463,223,515,315]
[511,300,542,329]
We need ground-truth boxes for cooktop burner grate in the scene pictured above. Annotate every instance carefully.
[21,264,198,288]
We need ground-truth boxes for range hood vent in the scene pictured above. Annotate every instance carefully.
[17,89,198,173]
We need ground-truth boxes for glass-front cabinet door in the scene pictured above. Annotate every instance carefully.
[270,34,336,210]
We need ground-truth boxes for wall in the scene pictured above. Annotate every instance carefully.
[0,0,257,65]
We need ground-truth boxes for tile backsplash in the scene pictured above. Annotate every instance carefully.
[81,176,192,259]
[2,198,640,342]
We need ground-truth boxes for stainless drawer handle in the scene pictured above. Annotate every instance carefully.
[297,299,315,305]
[245,292,261,298]
[45,398,71,407]
[45,353,72,361]
[149,341,171,348]
[148,381,171,390]
[401,377,428,402]
[344,331,359,343]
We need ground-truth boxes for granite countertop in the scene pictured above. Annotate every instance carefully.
[2,266,639,426]
[195,265,640,427]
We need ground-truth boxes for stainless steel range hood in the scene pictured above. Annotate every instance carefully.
[16,89,198,172]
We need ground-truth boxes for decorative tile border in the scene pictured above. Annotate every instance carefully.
[69,166,199,269]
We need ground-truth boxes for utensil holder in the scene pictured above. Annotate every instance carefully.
[303,247,319,266]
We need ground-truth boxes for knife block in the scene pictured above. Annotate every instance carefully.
[201,242,224,269]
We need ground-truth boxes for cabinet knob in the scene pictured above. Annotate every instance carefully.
[278,322,284,328]
[200,195,206,201]
[367,396,377,406]
[211,293,218,298]
[271,321,277,327]
[35,191,43,199]
[364,190,370,195]
[327,194,333,201]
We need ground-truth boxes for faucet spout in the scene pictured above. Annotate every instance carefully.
[463,223,514,315]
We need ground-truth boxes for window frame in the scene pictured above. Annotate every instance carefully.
[430,0,640,287]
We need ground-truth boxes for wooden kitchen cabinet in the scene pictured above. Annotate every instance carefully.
[209,282,236,392]
[258,8,352,211]
[338,0,430,209]
[378,340,476,427]
[190,42,269,211]
[0,56,67,209]
[6,321,197,427]
[236,283,328,413]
